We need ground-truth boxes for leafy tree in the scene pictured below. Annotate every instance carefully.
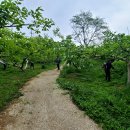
[0,28,63,70]
[61,35,76,62]
[0,0,55,70]
[100,31,130,85]
[114,33,130,85]
[70,11,108,46]
[0,0,54,33]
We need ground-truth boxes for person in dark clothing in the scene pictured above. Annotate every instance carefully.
[30,61,34,69]
[103,60,114,81]
[55,56,61,70]
[41,61,45,69]
[3,63,6,70]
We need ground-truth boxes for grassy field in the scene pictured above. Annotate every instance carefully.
[0,64,55,111]
[57,61,130,130]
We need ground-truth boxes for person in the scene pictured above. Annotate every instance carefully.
[55,56,61,70]
[3,63,6,70]
[30,61,34,69]
[41,61,45,69]
[103,60,114,81]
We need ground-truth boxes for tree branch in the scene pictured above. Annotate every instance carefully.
[0,24,34,28]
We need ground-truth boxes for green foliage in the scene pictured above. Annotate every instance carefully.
[59,29,130,129]
[112,60,127,80]
[57,61,130,130]
[0,0,54,32]
[0,25,63,112]
[0,29,63,66]
[101,31,130,61]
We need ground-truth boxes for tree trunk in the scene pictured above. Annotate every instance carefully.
[82,27,86,46]
[127,61,130,86]
[24,59,29,70]
[0,60,7,70]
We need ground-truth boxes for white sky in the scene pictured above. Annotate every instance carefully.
[1,0,130,38]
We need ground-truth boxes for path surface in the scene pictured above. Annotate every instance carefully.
[0,69,102,130]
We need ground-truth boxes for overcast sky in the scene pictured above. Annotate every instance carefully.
[3,0,130,38]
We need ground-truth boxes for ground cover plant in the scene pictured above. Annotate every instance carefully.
[57,60,130,130]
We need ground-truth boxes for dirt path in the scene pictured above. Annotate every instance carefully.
[0,69,102,130]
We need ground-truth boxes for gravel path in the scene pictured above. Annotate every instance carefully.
[0,69,102,130]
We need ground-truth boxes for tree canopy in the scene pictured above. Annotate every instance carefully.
[70,11,108,46]
[0,0,54,33]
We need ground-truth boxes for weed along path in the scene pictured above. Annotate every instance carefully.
[1,69,102,130]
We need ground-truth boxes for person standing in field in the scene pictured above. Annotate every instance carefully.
[103,60,114,81]
[55,56,61,70]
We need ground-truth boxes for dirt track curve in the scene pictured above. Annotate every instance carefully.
[0,69,102,130]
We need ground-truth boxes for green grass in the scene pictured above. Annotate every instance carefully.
[0,63,55,111]
[57,61,130,130]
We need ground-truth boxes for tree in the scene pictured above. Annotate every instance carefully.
[70,11,108,46]
[0,0,55,70]
[0,28,64,70]
[100,31,130,86]
[0,0,54,33]
[114,34,130,86]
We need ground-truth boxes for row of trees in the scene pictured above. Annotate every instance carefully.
[61,34,130,85]
[59,11,130,85]
[0,0,130,85]
[0,28,64,70]
[0,0,59,70]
